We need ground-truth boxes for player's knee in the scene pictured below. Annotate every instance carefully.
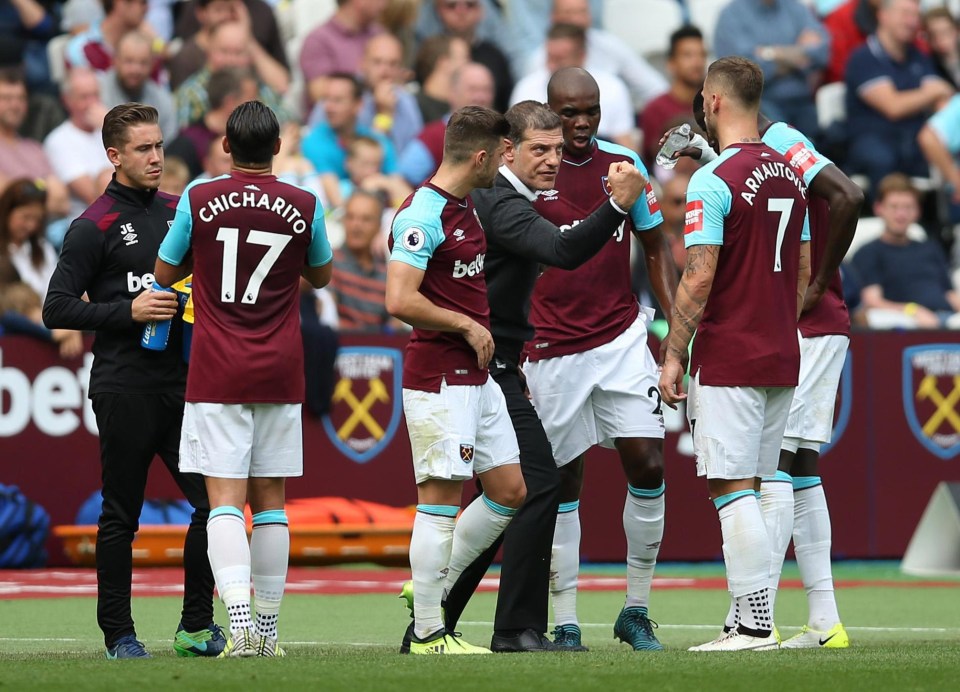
[620,440,664,488]
[490,480,526,510]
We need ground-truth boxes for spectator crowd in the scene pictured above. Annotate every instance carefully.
[2,0,960,347]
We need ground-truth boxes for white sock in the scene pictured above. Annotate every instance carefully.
[550,502,581,627]
[443,494,515,597]
[624,483,665,609]
[793,479,841,630]
[410,505,457,638]
[723,597,739,631]
[760,472,794,623]
[715,491,772,634]
[251,510,289,640]
[207,506,252,634]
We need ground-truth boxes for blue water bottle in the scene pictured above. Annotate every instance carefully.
[141,283,176,351]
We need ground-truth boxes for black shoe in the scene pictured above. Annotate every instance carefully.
[399,621,415,654]
[490,628,561,652]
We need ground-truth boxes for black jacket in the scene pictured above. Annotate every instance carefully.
[43,178,187,396]
[472,170,627,363]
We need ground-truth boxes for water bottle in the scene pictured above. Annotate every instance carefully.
[656,123,692,170]
[141,283,176,351]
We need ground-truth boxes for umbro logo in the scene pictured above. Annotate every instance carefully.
[120,222,138,246]
[244,184,261,191]
[539,189,559,200]
[453,228,466,241]
[761,152,771,157]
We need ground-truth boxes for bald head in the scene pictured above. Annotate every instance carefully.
[450,62,495,110]
[363,33,404,86]
[547,67,598,105]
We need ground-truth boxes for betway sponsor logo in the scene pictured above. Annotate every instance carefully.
[126,271,155,293]
[452,253,485,278]
[0,348,97,437]
[559,218,625,242]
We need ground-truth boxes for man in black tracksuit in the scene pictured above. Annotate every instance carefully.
[43,104,220,659]
[439,101,648,651]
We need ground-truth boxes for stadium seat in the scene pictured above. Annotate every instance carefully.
[815,81,846,132]
[845,216,927,261]
[602,0,683,58]
[46,34,70,85]
[686,0,731,50]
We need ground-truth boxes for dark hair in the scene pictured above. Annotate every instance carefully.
[208,66,255,110]
[547,23,587,46]
[924,6,956,26]
[415,35,454,85]
[692,88,705,130]
[226,100,280,166]
[505,100,561,144]
[0,66,26,87]
[102,102,159,150]
[669,25,704,58]
[443,105,509,163]
[705,56,763,109]
[346,189,386,215]
[876,173,920,203]
[0,178,48,271]
[327,72,364,101]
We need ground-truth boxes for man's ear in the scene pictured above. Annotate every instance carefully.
[502,138,516,164]
[221,136,231,154]
[274,138,282,156]
[106,146,121,168]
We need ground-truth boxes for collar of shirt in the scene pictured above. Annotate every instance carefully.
[498,164,537,201]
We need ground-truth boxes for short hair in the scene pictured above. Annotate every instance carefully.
[102,0,116,13]
[875,173,920,203]
[208,67,255,110]
[102,103,159,150]
[505,100,561,144]
[668,25,704,58]
[415,35,454,85]
[226,100,280,167]
[327,72,364,101]
[116,30,152,55]
[347,135,384,158]
[705,56,763,110]
[547,23,587,47]
[924,6,955,25]
[0,66,26,87]
[346,189,385,215]
[443,105,509,163]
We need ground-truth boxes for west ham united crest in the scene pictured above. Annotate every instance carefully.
[902,344,960,460]
[322,347,403,463]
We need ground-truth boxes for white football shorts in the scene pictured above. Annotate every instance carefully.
[782,334,849,452]
[524,313,665,467]
[179,402,303,478]
[686,370,794,480]
[402,377,520,484]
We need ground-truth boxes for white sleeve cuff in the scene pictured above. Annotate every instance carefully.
[609,198,629,215]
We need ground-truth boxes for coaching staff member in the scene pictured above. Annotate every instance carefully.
[440,101,647,651]
[43,104,222,660]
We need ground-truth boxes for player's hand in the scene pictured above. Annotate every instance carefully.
[658,356,687,408]
[801,281,827,313]
[658,126,706,161]
[606,162,646,209]
[131,288,178,323]
[463,320,494,369]
[53,329,84,359]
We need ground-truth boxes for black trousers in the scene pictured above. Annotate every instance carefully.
[444,362,562,634]
[91,392,214,647]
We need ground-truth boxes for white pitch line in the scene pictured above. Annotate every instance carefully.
[458,621,960,634]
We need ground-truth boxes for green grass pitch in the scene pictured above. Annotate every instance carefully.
[1,563,958,691]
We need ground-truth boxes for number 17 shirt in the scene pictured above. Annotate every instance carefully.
[159,171,332,404]
[684,143,810,388]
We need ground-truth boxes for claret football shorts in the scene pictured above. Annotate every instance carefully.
[524,314,665,467]
[402,377,520,484]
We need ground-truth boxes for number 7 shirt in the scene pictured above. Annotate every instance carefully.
[158,171,332,404]
[683,143,810,388]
